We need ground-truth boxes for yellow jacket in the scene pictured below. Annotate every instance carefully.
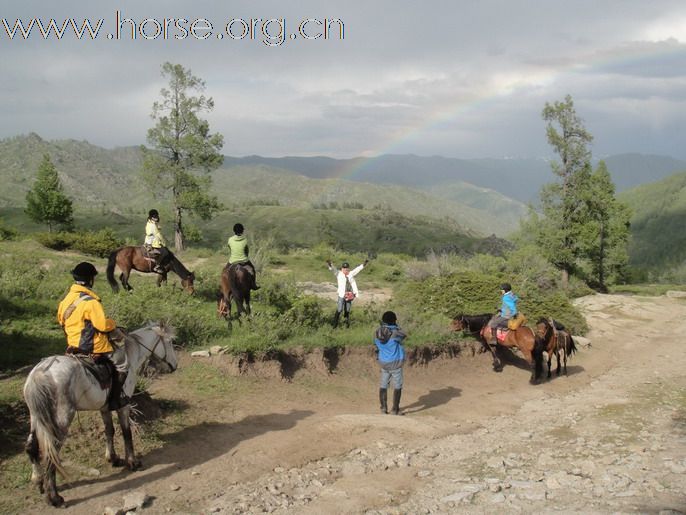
[57,284,116,354]
[145,219,166,248]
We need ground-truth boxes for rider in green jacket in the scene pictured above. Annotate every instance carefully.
[227,223,260,290]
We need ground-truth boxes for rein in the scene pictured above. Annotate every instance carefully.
[128,330,174,370]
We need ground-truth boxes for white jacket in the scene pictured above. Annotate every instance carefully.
[329,263,364,298]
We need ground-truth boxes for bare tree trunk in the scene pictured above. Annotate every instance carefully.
[174,206,184,252]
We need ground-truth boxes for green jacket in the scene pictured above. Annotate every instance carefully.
[228,235,249,263]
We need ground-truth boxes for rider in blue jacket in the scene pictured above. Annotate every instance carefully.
[487,283,519,343]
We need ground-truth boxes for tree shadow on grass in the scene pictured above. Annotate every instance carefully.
[63,409,314,507]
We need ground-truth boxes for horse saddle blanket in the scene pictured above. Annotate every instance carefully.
[142,245,159,260]
[71,355,113,390]
[496,328,509,343]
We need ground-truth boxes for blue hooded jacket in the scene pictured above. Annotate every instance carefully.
[374,323,406,367]
[500,291,519,318]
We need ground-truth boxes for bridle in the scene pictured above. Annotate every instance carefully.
[128,330,176,371]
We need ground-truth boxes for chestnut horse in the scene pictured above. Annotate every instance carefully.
[535,317,578,379]
[107,246,195,293]
[451,313,544,384]
[217,263,253,325]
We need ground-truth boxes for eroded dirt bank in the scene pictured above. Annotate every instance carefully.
[21,294,686,514]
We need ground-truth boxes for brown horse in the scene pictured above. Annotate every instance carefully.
[217,263,253,325]
[451,314,544,384]
[107,246,195,293]
[535,317,578,379]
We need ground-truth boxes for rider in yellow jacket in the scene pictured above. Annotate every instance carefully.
[57,262,127,409]
[144,209,170,273]
[58,263,116,354]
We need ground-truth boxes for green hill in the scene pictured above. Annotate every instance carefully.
[0,134,527,237]
[619,170,686,271]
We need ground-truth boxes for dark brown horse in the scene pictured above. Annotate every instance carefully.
[535,317,578,378]
[217,263,252,324]
[107,246,195,293]
[451,313,544,384]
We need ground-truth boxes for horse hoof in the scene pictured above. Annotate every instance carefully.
[127,459,142,471]
[48,494,65,507]
[111,457,125,468]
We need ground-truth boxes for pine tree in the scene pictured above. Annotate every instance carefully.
[578,161,631,290]
[538,94,594,288]
[142,63,223,251]
[25,154,73,232]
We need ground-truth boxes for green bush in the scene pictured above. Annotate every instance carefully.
[0,219,17,241]
[71,228,124,257]
[34,229,123,257]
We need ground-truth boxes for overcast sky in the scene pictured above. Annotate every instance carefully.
[2,1,686,159]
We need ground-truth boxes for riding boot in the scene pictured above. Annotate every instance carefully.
[391,388,403,415]
[491,327,498,345]
[332,311,340,328]
[344,314,350,328]
[379,388,388,414]
[108,371,130,411]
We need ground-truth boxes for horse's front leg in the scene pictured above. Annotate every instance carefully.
[480,337,502,372]
[547,352,553,379]
[117,406,141,471]
[555,348,562,376]
[157,272,167,287]
[101,409,124,467]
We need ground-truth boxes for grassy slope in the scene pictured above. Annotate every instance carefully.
[619,171,686,268]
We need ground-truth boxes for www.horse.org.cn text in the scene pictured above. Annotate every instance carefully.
[1,11,345,46]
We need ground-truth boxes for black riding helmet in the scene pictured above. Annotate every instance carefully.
[381,311,397,325]
[148,209,159,221]
[500,283,512,292]
[341,261,350,269]
[72,262,98,282]
[233,223,244,235]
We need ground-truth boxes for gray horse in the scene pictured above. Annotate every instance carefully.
[23,322,178,507]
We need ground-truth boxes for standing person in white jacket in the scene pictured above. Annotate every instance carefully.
[326,258,368,327]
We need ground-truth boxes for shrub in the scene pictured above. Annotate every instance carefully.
[34,229,124,257]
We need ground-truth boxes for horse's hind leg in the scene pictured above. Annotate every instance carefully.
[120,272,133,291]
[117,406,141,470]
[101,409,124,467]
[44,457,64,507]
[25,429,44,493]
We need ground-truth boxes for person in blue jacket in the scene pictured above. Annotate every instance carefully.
[488,282,519,343]
[374,311,406,415]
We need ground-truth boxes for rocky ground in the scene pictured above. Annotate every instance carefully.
[19,294,686,514]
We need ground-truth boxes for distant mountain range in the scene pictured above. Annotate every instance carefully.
[223,153,686,203]
[1,133,686,267]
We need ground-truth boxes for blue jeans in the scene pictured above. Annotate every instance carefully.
[336,296,352,314]
[380,367,403,389]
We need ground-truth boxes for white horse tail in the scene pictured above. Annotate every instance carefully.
[24,372,68,478]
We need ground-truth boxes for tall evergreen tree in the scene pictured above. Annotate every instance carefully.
[25,154,73,232]
[539,94,594,288]
[578,161,631,290]
[142,62,223,251]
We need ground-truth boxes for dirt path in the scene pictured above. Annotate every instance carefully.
[23,294,686,513]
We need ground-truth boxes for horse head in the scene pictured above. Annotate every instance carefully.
[151,322,178,372]
[450,315,466,332]
[181,272,195,295]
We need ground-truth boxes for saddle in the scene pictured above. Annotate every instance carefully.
[67,352,114,390]
[495,327,509,343]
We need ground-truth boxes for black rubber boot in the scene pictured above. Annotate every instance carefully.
[344,314,350,328]
[108,372,129,411]
[332,311,341,328]
[392,388,403,415]
[379,388,388,414]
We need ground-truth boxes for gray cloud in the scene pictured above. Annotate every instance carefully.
[2,1,686,158]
